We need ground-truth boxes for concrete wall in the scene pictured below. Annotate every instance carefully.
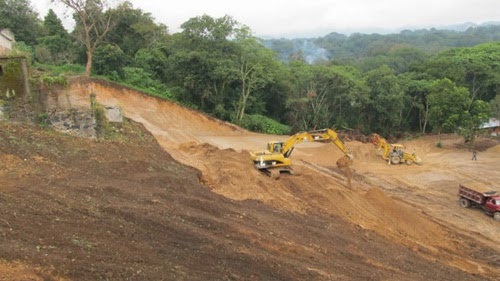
[0,56,29,100]
[0,56,31,120]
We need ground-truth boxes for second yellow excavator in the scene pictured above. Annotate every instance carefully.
[250,129,353,178]
[372,134,422,165]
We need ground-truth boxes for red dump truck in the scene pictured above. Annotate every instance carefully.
[458,183,500,221]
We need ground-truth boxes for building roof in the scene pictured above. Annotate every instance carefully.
[480,118,500,129]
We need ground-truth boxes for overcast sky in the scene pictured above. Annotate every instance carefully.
[32,0,500,38]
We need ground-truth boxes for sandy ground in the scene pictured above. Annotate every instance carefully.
[57,78,500,278]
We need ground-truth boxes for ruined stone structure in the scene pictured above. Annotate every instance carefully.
[0,56,31,119]
[0,29,14,54]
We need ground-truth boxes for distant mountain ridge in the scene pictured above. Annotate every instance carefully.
[440,21,500,32]
[263,22,500,63]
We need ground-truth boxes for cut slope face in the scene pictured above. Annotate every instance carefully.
[60,78,251,143]
[51,78,500,279]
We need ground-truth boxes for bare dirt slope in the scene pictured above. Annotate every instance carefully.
[0,78,498,280]
[71,78,500,277]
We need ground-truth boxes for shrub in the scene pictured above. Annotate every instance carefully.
[236,114,291,135]
[39,74,68,86]
[93,44,126,76]
[120,67,173,99]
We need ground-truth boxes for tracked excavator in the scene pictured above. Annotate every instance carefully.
[372,134,422,165]
[250,129,353,178]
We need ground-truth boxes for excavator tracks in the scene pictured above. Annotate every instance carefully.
[260,168,293,179]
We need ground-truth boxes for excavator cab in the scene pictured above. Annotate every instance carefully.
[267,142,284,154]
[388,144,405,163]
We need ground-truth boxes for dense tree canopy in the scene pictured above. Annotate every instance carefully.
[423,42,500,102]
[427,79,470,134]
[104,1,168,60]
[5,1,500,141]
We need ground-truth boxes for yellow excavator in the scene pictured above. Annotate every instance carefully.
[372,134,422,165]
[250,129,353,178]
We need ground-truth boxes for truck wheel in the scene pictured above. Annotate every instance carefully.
[459,198,471,208]
[494,212,500,221]
[405,159,413,165]
[390,156,401,164]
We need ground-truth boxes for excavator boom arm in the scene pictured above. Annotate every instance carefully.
[281,132,315,157]
[277,129,352,159]
[309,129,353,157]
[250,128,353,177]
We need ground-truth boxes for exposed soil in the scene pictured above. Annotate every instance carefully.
[0,77,499,280]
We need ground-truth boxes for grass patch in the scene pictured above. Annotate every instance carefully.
[34,63,85,76]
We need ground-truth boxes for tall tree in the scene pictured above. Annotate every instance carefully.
[287,63,340,130]
[43,9,68,37]
[427,78,470,135]
[397,72,435,134]
[37,9,73,64]
[233,26,277,121]
[166,15,239,114]
[53,0,115,76]
[286,62,369,131]
[105,1,168,59]
[181,14,236,42]
[427,78,490,146]
[458,100,490,148]
[363,65,405,135]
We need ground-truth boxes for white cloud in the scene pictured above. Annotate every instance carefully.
[32,0,500,38]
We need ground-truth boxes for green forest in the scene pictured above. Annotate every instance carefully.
[2,0,500,141]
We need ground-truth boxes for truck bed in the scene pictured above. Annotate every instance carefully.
[458,183,497,204]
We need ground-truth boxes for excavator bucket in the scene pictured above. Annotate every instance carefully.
[414,156,422,165]
[336,155,352,169]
